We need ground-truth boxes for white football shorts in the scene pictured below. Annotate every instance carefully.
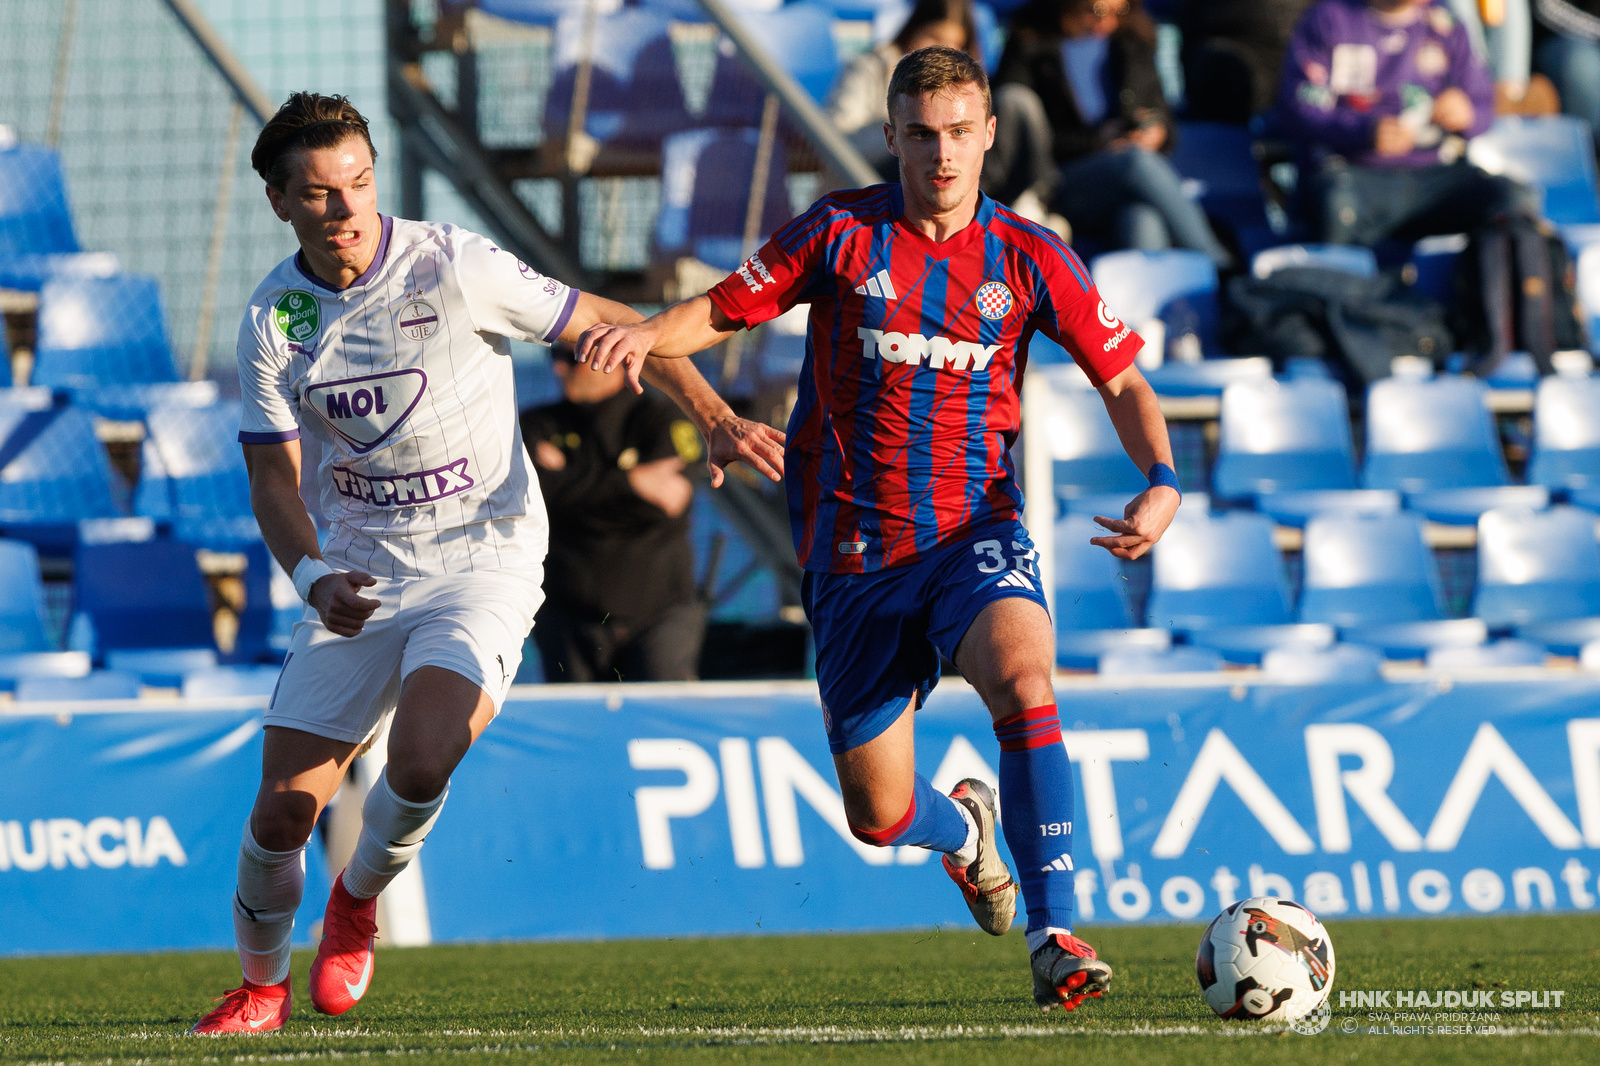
[263,566,544,744]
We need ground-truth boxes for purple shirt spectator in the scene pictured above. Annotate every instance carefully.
[1281,0,1495,167]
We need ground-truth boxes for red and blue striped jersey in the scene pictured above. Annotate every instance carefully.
[707,184,1142,574]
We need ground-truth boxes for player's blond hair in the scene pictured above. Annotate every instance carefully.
[886,45,991,122]
[251,92,379,191]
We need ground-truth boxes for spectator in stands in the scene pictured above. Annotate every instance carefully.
[522,347,706,682]
[827,0,982,181]
[1281,0,1538,246]
[987,0,1237,267]
[1532,0,1600,138]
[1178,0,1318,124]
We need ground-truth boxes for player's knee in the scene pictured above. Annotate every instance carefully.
[384,758,452,805]
[250,794,318,852]
[845,796,913,847]
[981,667,1055,723]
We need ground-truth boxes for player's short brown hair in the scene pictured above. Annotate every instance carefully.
[251,92,379,190]
[885,45,991,123]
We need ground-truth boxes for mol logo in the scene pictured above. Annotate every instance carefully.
[856,328,1001,373]
[306,369,427,454]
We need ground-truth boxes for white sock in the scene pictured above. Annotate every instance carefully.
[340,768,448,900]
[1026,926,1073,953]
[233,824,305,986]
[948,802,980,868]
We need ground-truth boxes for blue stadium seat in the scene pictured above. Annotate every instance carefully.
[1212,377,1356,501]
[181,664,283,699]
[1408,233,1468,304]
[33,275,181,388]
[1362,373,1549,522]
[74,540,216,655]
[1529,371,1600,494]
[1467,115,1600,227]
[0,139,119,290]
[15,669,140,702]
[1299,511,1487,656]
[1167,122,1275,257]
[1426,638,1547,669]
[108,648,218,687]
[0,537,52,654]
[1580,244,1600,357]
[1142,356,1273,397]
[135,401,258,546]
[702,3,843,124]
[542,8,690,152]
[1146,511,1334,661]
[1052,514,1170,667]
[689,493,780,621]
[1261,642,1384,683]
[0,650,91,687]
[480,0,622,24]
[1099,644,1221,675]
[1475,505,1600,652]
[0,403,121,551]
[69,380,218,420]
[1251,243,1376,279]
[1037,370,1145,503]
[1090,249,1219,359]
[656,128,793,271]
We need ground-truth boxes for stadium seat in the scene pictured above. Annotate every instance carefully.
[1261,642,1384,683]
[181,664,282,699]
[1212,377,1357,502]
[1467,115,1600,227]
[0,139,120,290]
[1251,243,1376,279]
[33,274,181,388]
[1098,644,1221,674]
[1580,244,1600,357]
[1426,638,1547,670]
[15,669,140,702]
[656,128,793,272]
[1090,249,1219,360]
[1167,122,1275,256]
[69,380,218,420]
[480,0,625,24]
[1037,370,1146,503]
[701,2,842,125]
[689,493,781,621]
[0,649,91,687]
[1299,511,1487,656]
[0,403,121,552]
[135,401,258,546]
[1053,514,1170,667]
[1362,374,1550,522]
[74,540,216,655]
[1146,511,1334,661]
[1142,356,1273,397]
[1529,369,1600,494]
[0,537,55,660]
[1407,233,1468,304]
[107,648,219,687]
[1474,505,1600,652]
[542,8,690,154]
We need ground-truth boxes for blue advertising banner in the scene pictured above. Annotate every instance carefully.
[0,704,329,956]
[422,677,1600,940]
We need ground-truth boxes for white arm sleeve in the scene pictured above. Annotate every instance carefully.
[236,307,301,444]
[451,228,580,344]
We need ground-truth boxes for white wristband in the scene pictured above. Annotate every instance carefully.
[292,557,335,603]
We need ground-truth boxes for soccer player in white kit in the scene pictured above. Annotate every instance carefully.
[189,92,648,1034]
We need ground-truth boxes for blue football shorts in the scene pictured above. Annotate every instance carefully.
[801,518,1051,755]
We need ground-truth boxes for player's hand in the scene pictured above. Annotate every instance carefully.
[310,571,381,637]
[575,322,655,395]
[707,416,786,487]
[1089,485,1180,560]
[1432,87,1475,133]
[1373,116,1416,157]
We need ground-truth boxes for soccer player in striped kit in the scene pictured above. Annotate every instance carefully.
[188,93,768,1033]
[581,47,1181,1009]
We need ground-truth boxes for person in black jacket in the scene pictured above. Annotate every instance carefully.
[1533,0,1600,141]
[1178,0,1318,123]
[985,0,1235,267]
[521,347,706,682]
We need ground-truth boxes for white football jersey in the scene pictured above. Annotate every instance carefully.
[237,216,574,579]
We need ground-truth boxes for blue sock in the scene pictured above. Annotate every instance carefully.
[994,704,1076,935]
[849,772,970,852]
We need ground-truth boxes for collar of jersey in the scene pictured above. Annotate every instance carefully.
[888,184,996,259]
[294,214,394,295]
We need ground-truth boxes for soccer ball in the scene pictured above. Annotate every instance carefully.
[1194,896,1335,1022]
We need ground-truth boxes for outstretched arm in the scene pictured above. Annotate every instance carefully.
[554,291,647,344]
[641,349,787,487]
[576,295,736,393]
[1088,365,1180,560]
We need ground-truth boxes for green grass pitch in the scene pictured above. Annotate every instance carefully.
[4,914,1598,1064]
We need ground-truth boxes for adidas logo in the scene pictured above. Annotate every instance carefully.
[1040,851,1073,873]
[996,570,1035,592]
[853,269,897,300]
